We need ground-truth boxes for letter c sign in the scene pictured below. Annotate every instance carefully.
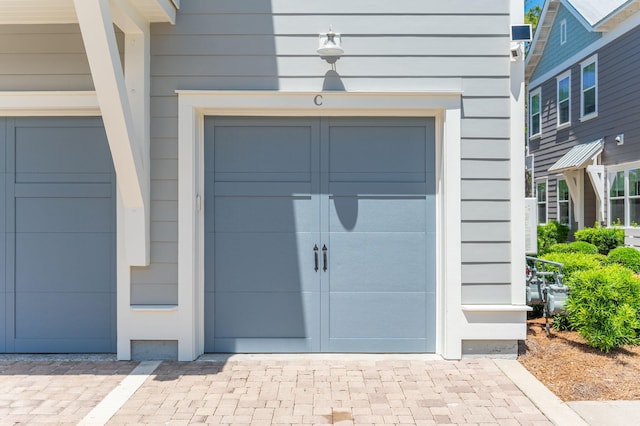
[314,95,323,106]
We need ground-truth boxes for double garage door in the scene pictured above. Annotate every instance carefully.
[0,118,116,353]
[205,117,436,353]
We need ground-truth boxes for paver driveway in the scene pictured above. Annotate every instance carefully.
[0,356,552,425]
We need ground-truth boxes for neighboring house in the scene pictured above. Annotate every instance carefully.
[0,0,527,360]
[526,0,640,232]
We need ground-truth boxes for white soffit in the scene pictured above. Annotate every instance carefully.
[0,0,176,25]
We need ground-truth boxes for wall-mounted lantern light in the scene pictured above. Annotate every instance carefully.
[317,27,344,64]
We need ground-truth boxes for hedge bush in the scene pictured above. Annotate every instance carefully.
[565,265,640,352]
[574,224,624,255]
[607,247,640,273]
[540,252,606,281]
[547,241,598,255]
[537,221,570,255]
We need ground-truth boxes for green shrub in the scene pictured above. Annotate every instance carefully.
[547,241,598,254]
[574,224,624,255]
[552,313,574,331]
[565,265,640,352]
[537,221,571,255]
[540,252,606,281]
[607,247,640,273]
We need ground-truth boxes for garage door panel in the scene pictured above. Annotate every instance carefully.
[214,233,319,293]
[328,293,427,339]
[15,292,113,340]
[16,197,113,233]
[329,196,426,232]
[2,118,116,354]
[329,126,427,174]
[206,117,435,353]
[14,127,112,175]
[214,291,319,338]
[213,126,313,175]
[329,233,426,293]
[214,195,316,233]
[15,234,113,293]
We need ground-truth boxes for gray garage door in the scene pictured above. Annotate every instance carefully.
[205,117,435,353]
[0,117,116,353]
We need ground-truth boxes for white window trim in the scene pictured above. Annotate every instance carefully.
[580,54,598,120]
[536,177,548,224]
[560,19,567,45]
[556,177,571,226]
[177,90,467,360]
[556,71,571,128]
[529,87,542,138]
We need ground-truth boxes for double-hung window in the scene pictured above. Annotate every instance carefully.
[556,71,571,127]
[537,179,547,224]
[607,168,640,226]
[609,171,625,225]
[530,88,541,137]
[557,179,570,225]
[581,55,597,119]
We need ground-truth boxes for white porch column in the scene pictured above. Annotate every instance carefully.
[74,0,150,266]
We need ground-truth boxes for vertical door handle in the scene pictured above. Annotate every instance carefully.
[313,245,319,272]
[322,245,328,271]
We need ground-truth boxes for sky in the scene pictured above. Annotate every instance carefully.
[525,0,545,12]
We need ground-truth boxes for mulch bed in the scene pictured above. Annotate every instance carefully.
[517,317,640,401]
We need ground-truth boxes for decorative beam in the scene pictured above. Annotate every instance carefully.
[74,0,150,265]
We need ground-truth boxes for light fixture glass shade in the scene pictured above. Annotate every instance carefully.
[317,29,343,63]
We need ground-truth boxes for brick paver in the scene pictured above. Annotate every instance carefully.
[0,361,137,425]
[107,358,551,425]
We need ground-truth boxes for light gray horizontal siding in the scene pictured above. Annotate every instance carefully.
[0,24,123,91]
[462,243,511,263]
[461,139,510,160]
[153,15,510,36]
[138,2,514,304]
[152,36,510,57]
[461,180,510,200]
[180,0,510,14]
[461,160,510,179]
[131,283,178,305]
[461,201,511,221]
[462,264,510,284]
[462,222,511,242]
[462,284,511,304]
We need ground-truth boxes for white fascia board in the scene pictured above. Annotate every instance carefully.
[529,9,640,88]
[560,0,598,32]
[525,0,555,70]
[74,0,149,266]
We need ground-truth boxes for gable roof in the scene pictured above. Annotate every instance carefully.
[525,0,639,82]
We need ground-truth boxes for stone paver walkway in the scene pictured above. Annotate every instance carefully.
[107,358,551,425]
[0,361,137,425]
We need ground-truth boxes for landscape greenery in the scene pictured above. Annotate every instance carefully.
[534,222,640,352]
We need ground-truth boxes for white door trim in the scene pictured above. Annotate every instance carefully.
[177,90,464,360]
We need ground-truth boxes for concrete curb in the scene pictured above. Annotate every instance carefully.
[494,359,589,426]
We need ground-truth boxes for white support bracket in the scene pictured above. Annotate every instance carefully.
[586,165,605,224]
[74,0,150,266]
[563,169,584,229]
